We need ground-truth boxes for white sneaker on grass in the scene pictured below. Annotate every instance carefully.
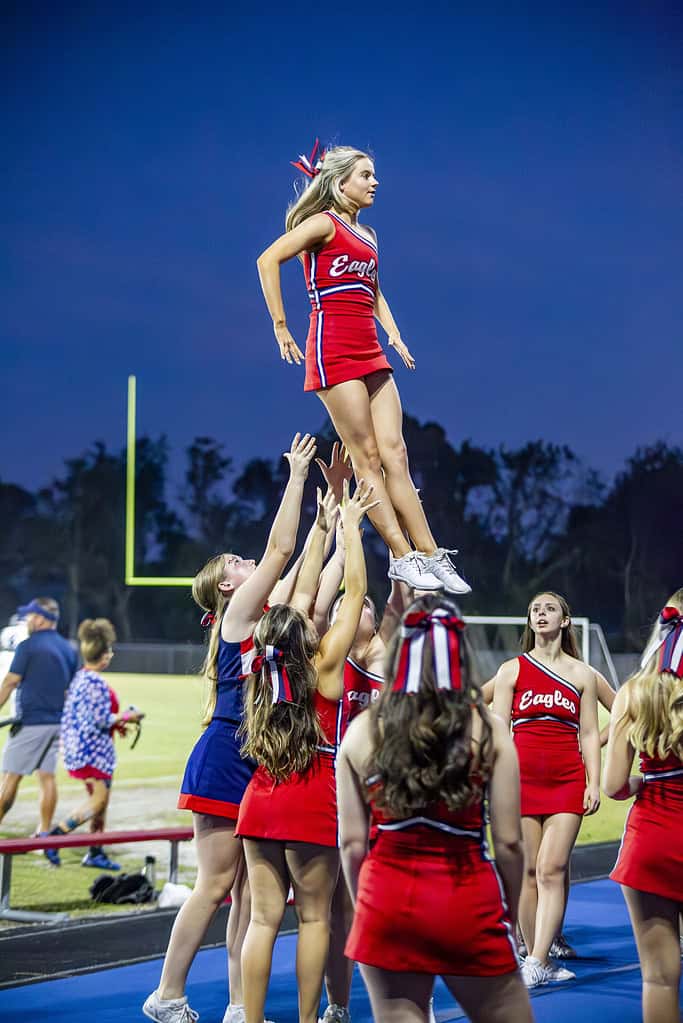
[143,990,199,1023]
[388,551,443,590]
[420,549,471,595]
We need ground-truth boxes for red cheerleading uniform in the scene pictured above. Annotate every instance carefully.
[302,211,391,392]
[511,654,585,817]
[610,750,683,902]
[345,780,518,976]
[339,656,384,740]
[236,690,344,847]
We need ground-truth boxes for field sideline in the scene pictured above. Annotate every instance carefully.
[0,673,629,919]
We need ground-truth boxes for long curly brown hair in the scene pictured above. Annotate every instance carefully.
[370,594,493,818]
[239,604,325,782]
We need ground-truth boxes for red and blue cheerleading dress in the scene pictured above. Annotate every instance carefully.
[511,654,585,817]
[338,656,384,740]
[610,750,683,902]
[302,211,391,392]
[345,779,518,975]
[178,633,258,820]
[236,690,344,847]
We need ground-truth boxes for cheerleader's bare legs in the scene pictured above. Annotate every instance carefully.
[153,815,243,1000]
[361,965,532,1023]
[241,839,340,1023]
[318,371,470,594]
[621,887,681,1023]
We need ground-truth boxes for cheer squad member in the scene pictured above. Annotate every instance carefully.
[237,479,376,1023]
[605,591,683,1023]
[53,618,142,869]
[320,582,411,1023]
[482,665,615,961]
[144,432,317,1023]
[491,592,600,988]
[256,141,470,597]
[337,594,532,1023]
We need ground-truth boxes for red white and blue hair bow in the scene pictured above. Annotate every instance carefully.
[251,645,295,704]
[392,610,465,694]
[200,611,216,628]
[640,605,683,678]
[291,138,327,180]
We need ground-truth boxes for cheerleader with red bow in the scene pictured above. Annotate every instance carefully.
[256,139,471,597]
[144,432,320,1023]
[605,591,683,1023]
[236,479,378,1023]
[336,595,533,1023]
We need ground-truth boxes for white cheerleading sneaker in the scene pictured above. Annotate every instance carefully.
[546,960,576,983]
[549,933,577,959]
[319,1006,351,1023]
[521,956,575,989]
[143,990,199,1023]
[223,1006,276,1023]
[420,549,471,595]
[388,551,443,590]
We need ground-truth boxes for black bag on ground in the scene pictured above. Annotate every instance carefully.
[89,872,156,904]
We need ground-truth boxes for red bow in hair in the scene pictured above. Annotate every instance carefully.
[660,606,682,626]
[291,138,327,179]
[640,605,683,678]
[392,611,465,694]
[200,611,216,628]
[251,645,294,704]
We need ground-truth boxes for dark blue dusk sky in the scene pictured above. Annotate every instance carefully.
[3,3,682,495]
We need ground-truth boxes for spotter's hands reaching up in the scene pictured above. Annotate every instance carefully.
[339,478,380,531]
[284,433,317,481]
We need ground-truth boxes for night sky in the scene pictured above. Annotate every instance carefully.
[3,3,682,495]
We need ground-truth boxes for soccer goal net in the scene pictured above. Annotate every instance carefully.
[462,616,619,690]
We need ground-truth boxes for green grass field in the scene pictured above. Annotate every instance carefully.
[0,676,630,922]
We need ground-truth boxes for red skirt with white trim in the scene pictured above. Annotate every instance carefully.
[610,775,683,901]
[514,726,585,817]
[236,749,337,847]
[304,310,391,392]
[346,828,518,975]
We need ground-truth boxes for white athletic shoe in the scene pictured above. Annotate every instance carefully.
[388,551,443,590]
[521,956,575,989]
[223,1006,276,1023]
[143,990,199,1023]
[549,933,577,959]
[420,549,471,595]
[319,1006,351,1023]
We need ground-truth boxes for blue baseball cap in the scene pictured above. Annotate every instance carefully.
[17,600,59,622]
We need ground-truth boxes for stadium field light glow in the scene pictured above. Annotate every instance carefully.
[125,375,193,586]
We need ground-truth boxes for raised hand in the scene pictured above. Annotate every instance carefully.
[388,335,415,370]
[315,440,354,501]
[339,478,380,531]
[314,486,339,534]
[284,433,317,481]
[275,324,305,366]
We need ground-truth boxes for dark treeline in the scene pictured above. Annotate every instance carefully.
[1,417,681,650]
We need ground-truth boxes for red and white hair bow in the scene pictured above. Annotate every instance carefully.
[251,645,295,704]
[291,138,327,179]
[640,605,683,678]
[392,610,466,694]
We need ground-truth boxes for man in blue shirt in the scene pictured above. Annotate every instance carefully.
[0,598,78,841]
